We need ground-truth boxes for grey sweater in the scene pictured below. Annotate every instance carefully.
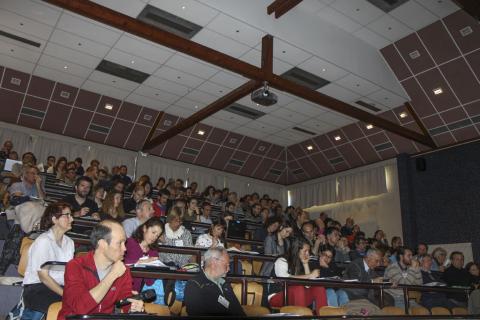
[384,263,422,298]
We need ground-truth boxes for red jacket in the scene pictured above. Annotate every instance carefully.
[152,201,167,217]
[58,251,133,320]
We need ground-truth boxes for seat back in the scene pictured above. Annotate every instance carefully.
[46,302,62,320]
[408,290,422,303]
[381,306,405,315]
[431,306,451,315]
[452,307,468,315]
[144,303,170,315]
[181,306,188,316]
[169,300,182,316]
[280,306,313,316]
[318,306,347,316]
[409,306,430,315]
[18,237,34,277]
[252,260,262,275]
[240,260,253,275]
[232,282,263,306]
[242,305,270,316]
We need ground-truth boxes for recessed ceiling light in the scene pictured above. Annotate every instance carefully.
[194,105,198,109]
[399,112,408,118]
[130,60,135,64]
[63,65,68,69]
[366,124,374,130]
[181,5,186,10]
[104,103,113,110]
[307,145,313,151]
[321,68,326,72]
[334,135,341,141]
[197,130,205,136]
[433,87,443,95]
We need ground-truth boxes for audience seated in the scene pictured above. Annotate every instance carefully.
[184,198,200,222]
[314,247,349,307]
[96,191,125,222]
[153,189,170,217]
[123,184,145,214]
[124,217,164,292]
[259,221,292,277]
[159,210,192,268]
[123,200,155,238]
[443,251,472,307]
[466,262,480,287]
[349,237,367,261]
[21,202,74,319]
[63,176,97,218]
[419,254,456,309]
[431,247,448,272]
[195,219,225,248]
[199,202,213,224]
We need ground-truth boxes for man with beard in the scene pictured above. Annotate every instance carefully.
[63,176,98,217]
[184,247,244,316]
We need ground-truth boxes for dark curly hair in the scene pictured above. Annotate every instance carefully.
[132,217,164,250]
[40,201,72,230]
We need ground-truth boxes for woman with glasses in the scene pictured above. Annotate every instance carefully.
[315,247,349,307]
[21,202,74,320]
[431,247,448,272]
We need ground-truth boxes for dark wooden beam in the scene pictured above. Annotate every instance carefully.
[267,0,286,15]
[404,102,436,148]
[44,0,436,148]
[261,35,273,75]
[273,0,303,18]
[453,0,480,20]
[142,111,163,151]
[143,81,261,150]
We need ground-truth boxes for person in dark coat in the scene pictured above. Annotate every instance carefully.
[184,247,245,316]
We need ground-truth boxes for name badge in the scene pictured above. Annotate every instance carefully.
[218,295,229,309]
[175,240,184,247]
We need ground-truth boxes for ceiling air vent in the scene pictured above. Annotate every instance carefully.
[269,168,282,176]
[182,147,199,156]
[292,168,304,175]
[0,30,41,47]
[447,119,472,131]
[329,157,344,165]
[89,123,110,134]
[366,0,409,13]
[470,115,480,124]
[21,107,45,118]
[281,67,330,90]
[429,125,449,136]
[292,126,316,136]
[225,103,266,120]
[355,100,381,112]
[374,142,393,151]
[138,5,202,39]
[96,60,150,84]
[229,159,245,167]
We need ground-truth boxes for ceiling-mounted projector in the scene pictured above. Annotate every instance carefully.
[251,81,278,106]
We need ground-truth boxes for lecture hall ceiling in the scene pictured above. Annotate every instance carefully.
[0,0,478,184]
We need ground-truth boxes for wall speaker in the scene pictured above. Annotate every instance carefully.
[416,158,426,171]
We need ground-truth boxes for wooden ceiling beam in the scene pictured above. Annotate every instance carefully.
[44,0,436,148]
[453,0,480,20]
[272,0,303,19]
[267,0,286,15]
[404,102,436,148]
[142,80,261,150]
[142,111,164,150]
[261,35,273,75]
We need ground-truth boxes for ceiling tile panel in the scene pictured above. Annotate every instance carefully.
[137,108,160,127]
[367,131,389,146]
[400,77,438,117]
[337,143,364,167]
[162,135,187,160]
[342,123,364,141]
[287,144,306,159]
[23,95,48,112]
[96,96,121,117]
[208,128,228,145]
[125,124,150,150]
[385,132,417,154]
[157,113,178,131]
[352,138,381,163]
[64,108,93,139]
[313,134,333,150]
[366,13,412,42]
[395,33,435,74]
[239,155,263,177]
[432,131,456,147]
[451,125,478,142]
[297,157,320,178]
[191,123,213,141]
[439,58,480,104]
[51,83,78,105]
[91,113,114,128]
[210,146,235,170]
[117,102,141,122]
[253,158,274,179]
[333,161,350,172]
[417,21,460,64]
[195,143,220,167]
[310,152,334,175]
[440,106,468,124]
[230,150,249,162]
[18,114,42,129]
[237,136,257,153]
[27,76,55,100]
[41,102,70,134]
[415,68,460,112]
[443,10,480,54]
[2,68,30,93]
[253,142,272,157]
[421,114,444,129]
[223,132,243,149]
[0,89,23,123]
[323,148,340,159]
[380,44,412,82]
[464,100,480,117]
[465,50,480,80]
[105,119,134,148]
[377,147,397,160]
[183,138,204,151]
[74,89,101,111]
[266,144,283,159]
[85,130,107,144]
[389,0,437,30]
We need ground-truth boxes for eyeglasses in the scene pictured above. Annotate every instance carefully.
[59,213,73,218]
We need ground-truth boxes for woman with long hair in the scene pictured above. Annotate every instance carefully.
[21,202,74,319]
[268,239,327,311]
[97,191,125,222]
[431,247,448,272]
[124,217,164,292]
[92,184,105,209]
[47,156,67,180]
[260,221,293,276]
[195,219,226,248]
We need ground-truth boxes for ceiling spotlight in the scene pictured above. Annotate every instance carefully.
[194,105,198,109]
[366,124,373,130]
[433,87,443,95]
[197,130,205,136]
[104,103,113,110]
[63,65,68,69]
[321,68,326,72]
[399,112,408,118]
[181,5,186,9]
[334,135,341,141]
[130,60,135,64]
[307,145,313,151]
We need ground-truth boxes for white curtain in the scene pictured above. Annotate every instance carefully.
[289,178,336,209]
[337,165,387,202]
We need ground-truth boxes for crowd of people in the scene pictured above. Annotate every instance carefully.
[0,139,479,318]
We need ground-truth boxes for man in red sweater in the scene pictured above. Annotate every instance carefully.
[58,220,144,319]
